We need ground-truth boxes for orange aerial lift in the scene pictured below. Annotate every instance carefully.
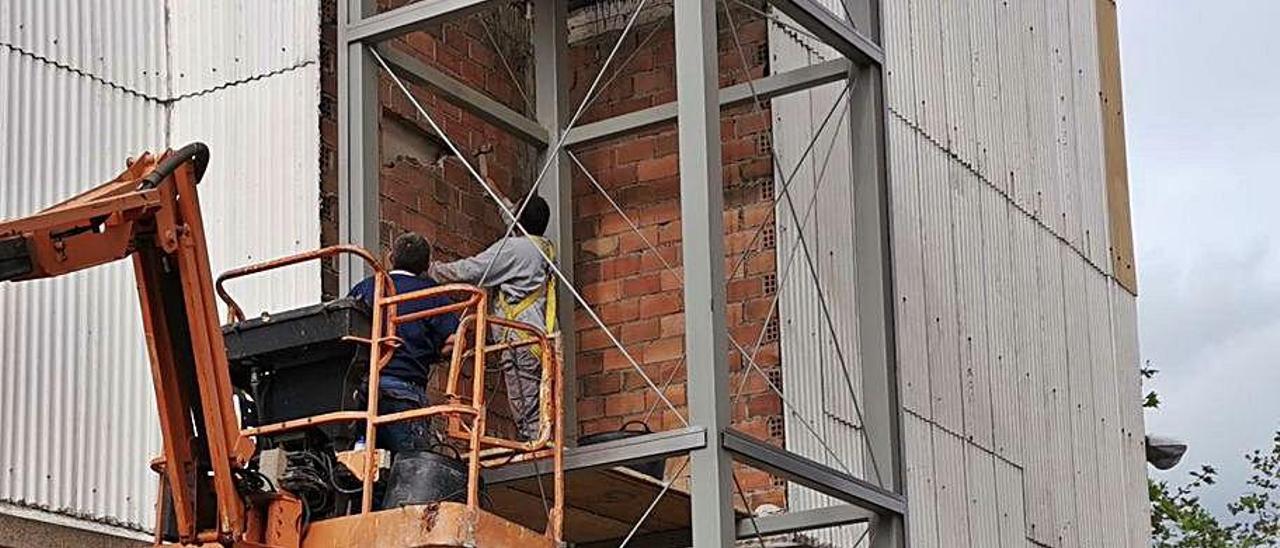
[0,144,564,547]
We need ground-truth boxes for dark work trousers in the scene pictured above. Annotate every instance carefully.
[501,348,543,442]
[362,375,431,453]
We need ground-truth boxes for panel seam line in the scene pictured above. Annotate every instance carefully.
[1,41,317,105]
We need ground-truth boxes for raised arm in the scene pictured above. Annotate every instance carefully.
[429,240,511,288]
[476,145,516,215]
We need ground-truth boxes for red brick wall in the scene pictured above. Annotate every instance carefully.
[321,1,534,298]
[566,2,784,509]
[319,0,786,510]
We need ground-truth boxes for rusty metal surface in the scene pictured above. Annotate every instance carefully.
[215,245,384,323]
[300,503,556,548]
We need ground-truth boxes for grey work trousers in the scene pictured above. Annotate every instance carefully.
[502,347,543,442]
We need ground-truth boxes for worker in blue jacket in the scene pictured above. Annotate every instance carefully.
[349,232,459,453]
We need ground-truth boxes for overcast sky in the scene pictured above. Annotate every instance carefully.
[1119,0,1280,515]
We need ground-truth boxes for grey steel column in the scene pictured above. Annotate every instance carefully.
[338,0,380,288]
[848,0,905,546]
[674,1,734,546]
[532,0,578,444]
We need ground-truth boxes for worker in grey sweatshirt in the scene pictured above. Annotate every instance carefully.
[429,194,556,442]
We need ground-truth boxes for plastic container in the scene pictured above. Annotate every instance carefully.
[381,449,471,508]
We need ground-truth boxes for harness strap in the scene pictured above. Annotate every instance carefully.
[497,236,557,357]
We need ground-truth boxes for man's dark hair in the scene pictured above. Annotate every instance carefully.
[518,196,551,236]
[389,232,432,274]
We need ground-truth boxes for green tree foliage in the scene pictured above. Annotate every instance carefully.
[1146,360,1279,546]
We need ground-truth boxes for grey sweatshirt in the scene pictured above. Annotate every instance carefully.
[429,236,553,338]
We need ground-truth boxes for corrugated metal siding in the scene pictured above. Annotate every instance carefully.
[769,11,867,546]
[981,183,1023,464]
[903,412,939,548]
[885,0,1146,545]
[1087,268,1126,547]
[994,0,1032,209]
[1,0,320,531]
[994,457,1028,548]
[0,47,166,530]
[932,426,970,541]
[1017,210,1055,546]
[954,164,993,451]
[168,0,319,97]
[1067,0,1110,273]
[909,0,949,144]
[967,0,1005,191]
[888,117,930,418]
[0,0,168,97]
[169,67,321,318]
[939,0,976,166]
[920,138,963,434]
[1110,284,1150,546]
[966,444,1001,547]
[1064,257,1101,548]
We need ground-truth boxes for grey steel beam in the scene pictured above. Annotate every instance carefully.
[374,45,550,146]
[564,59,851,147]
[338,0,380,287]
[765,0,884,66]
[532,0,577,444]
[675,1,734,546]
[721,429,907,517]
[345,0,490,44]
[577,505,873,548]
[484,427,707,484]
[739,504,873,537]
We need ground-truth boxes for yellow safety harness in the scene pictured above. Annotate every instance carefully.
[497,236,557,357]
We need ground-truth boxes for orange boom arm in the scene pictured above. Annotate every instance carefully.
[0,144,258,545]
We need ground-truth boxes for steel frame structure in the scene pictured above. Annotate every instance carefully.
[337,0,904,546]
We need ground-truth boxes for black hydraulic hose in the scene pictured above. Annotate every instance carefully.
[140,142,210,189]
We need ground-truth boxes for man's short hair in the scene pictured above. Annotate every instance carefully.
[518,196,551,236]
[390,232,432,274]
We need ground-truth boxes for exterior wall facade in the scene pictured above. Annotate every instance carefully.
[881,0,1149,546]
[1,0,1146,545]
[0,0,320,533]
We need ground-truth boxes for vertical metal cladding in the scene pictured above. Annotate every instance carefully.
[883,0,1145,545]
[0,48,166,530]
[939,0,976,166]
[964,442,1000,547]
[169,67,322,319]
[931,425,970,542]
[0,0,320,531]
[903,412,939,548]
[0,0,169,97]
[769,9,867,546]
[888,117,931,418]
[920,138,963,434]
[994,0,1033,209]
[167,0,319,97]
[882,0,917,120]
[953,164,994,451]
[910,0,949,146]
[994,456,1028,547]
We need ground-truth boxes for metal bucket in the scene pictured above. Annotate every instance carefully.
[381,449,472,509]
[577,421,666,480]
